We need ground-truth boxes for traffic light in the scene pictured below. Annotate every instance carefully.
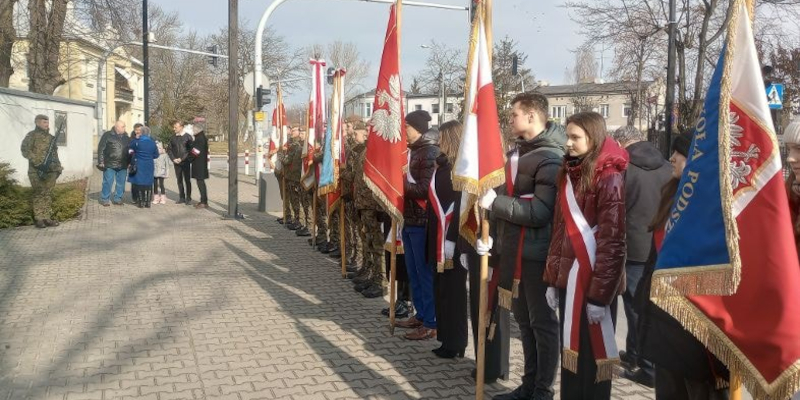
[256,86,271,109]
[207,44,220,68]
[326,67,336,85]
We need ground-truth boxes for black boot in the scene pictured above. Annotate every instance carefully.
[136,187,145,208]
[144,189,151,208]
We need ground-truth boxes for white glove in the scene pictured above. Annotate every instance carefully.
[545,287,559,311]
[586,304,606,324]
[444,240,456,260]
[479,189,497,211]
[476,236,493,256]
[459,253,469,270]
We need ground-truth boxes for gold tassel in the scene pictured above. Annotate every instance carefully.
[437,262,444,273]
[444,259,454,270]
[562,349,579,374]
[595,358,619,382]
[488,322,497,341]
[497,288,513,310]
[512,279,520,299]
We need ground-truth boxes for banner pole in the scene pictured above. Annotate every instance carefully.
[729,374,742,400]
[389,220,398,335]
[476,208,489,400]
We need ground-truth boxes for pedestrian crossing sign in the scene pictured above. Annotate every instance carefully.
[766,83,784,110]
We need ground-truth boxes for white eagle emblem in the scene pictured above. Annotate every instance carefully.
[728,111,761,190]
[369,74,402,143]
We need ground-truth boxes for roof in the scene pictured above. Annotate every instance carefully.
[534,81,655,97]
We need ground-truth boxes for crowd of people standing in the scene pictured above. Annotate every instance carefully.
[95,117,210,209]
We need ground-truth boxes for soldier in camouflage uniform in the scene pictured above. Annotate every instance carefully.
[294,129,313,237]
[20,115,63,229]
[281,127,304,231]
[350,128,384,299]
[339,122,363,277]
[308,143,328,245]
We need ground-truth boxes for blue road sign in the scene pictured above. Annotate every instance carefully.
[766,83,784,110]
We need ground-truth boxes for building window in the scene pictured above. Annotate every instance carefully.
[446,103,454,113]
[432,103,440,114]
[623,104,632,118]
[54,111,68,146]
[599,104,609,118]
[364,102,372,117]
[415,104,423,111]
[551,105,567,120]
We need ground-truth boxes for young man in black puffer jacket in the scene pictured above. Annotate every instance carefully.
[395,110,440,341]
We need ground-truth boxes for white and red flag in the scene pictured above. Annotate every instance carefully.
[364,2,407,222]
[269,84,288,161]
[652,1,800,397]
[303,59,326,190]
[452,1,505,243]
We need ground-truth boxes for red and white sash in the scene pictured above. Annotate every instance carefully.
[560,175,619,381]
[405,152,428,211]
[500,149,531,305]
[428,171,454,272]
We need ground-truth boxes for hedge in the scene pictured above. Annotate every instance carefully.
[0,162,87,229]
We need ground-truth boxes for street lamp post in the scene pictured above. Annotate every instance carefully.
[143,0,149,123]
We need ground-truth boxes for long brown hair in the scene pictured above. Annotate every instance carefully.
[559,111,607,193]
[649,178,680,232]
[439,120,463,166]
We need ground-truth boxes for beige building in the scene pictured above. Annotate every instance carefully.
[535,80,665,132]
[8,3,144,145]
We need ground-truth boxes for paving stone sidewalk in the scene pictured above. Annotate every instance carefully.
[0,171,655,400]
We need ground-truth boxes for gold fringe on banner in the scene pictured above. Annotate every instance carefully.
[595,358,619,382]
[444,259,454,270]
[651,265,737,297]
[497,287,513,310]
[512,279,520,299]
[437,262,444,273]
[362,172,403,224]
[562,349,579,374]
[652,280,800,399]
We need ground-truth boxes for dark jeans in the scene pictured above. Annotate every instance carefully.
[512,262,559,397]
[558,289,618,400]
[196,179,207,204]
[433,261,467,353]
[174,163,192,200]
[622,262,654,376]
[402,225,436,329]
[655,367,728,400]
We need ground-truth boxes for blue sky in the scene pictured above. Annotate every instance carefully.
[153,0,588,105]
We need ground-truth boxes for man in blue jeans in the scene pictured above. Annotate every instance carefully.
[97,121,131,206]
[395,110,440,341]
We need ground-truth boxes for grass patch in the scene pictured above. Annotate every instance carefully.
[0,162,87,229]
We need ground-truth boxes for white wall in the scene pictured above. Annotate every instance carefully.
[0,87,96,186]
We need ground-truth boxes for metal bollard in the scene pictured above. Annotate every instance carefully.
[245,150,250,176]
[207,153,211,172]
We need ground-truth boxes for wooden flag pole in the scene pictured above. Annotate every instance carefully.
[389,220,398,335]
[729,374,742,400]
[340,201,347,278]
[476,209,490,400]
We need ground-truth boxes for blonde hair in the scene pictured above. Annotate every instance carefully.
[438,120,463,166]
[785,118,800,146]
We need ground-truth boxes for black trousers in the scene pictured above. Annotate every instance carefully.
[196,179,207,204]
[558,289,618,400]
[513,262,560,396]
[174,163,192,200]
[434,261,468,353]
[655,368,728,400]
[468,251,509,381]
[153,177,165,195]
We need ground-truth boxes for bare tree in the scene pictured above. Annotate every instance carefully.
[413,40,465,96]
[492,36,535,132]
[326,41,370,98]
[573,44,598,84]
[0,0,15,87]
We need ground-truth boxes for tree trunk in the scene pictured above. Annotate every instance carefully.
[0,0,16,87]
[687,0,715,130]
[27,0,68,95]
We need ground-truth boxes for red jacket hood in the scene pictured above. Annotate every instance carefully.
[594,136,629,176]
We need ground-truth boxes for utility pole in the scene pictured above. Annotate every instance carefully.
[227,0,241,219]
[664,0,677,158]
[142,0,149,123]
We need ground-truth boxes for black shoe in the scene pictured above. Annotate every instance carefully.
[354,280,372,293]
[361,284,385,298]
[35,220,46,229]
[623,368,655,388]
[346,265,359,273]
[277,217,284,225]
[381,301,410,318]
[432,346,465,359]
[176,198,186,204]
[44,219,60,227]
[296,227,311,237]
[352,275,371,286]
[470,369,500,385]
[329,249,342,258]
[307,238,314,246]
[345,271,358,279]
[619,350,636,370]
[327,242,339,252]
[318,242,331,253]
[492,386,531,400]
[185,199,193,206]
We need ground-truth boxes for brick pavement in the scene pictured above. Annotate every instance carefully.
[0,170,655,400]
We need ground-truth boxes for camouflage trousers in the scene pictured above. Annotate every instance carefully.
[329,203,341,248]
[299,185,312,227]
[359,209,384,286]
[313,191,327,244]
[286,180,302,224]
[28,171,58,222]
[345,201,361,266]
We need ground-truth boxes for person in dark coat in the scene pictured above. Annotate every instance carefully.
[166,120,194,205]
[634,131,729,400]
[97,120,131,206]
[479,93,564,400]
[544,112,628,400]
[128,126,159,208]
[395,110,440,341]
[610,125,671,387]
[783,119,800,258]
[426,120,468,359]
[187,118,210,209]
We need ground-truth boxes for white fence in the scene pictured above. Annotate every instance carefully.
[0,87,96,187]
